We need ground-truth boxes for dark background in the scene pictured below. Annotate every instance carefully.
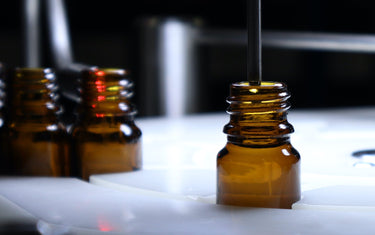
[1,0,375,115]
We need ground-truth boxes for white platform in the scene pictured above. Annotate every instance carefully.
[2,177,375,235]
[2,107,375,234]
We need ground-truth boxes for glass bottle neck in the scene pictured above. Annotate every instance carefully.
[79,68,137,120]
[10,68,61,124]
[224,82,294,147]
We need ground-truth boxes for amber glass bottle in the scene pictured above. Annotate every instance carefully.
[0,63,9,175]
[71,68,142,180]
[217,82,300,209]
[9,68,69,176]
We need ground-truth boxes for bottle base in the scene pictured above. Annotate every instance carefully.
[217,193,300,209]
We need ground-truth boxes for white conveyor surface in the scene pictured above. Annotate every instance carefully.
[1,177,375,235]
[2,108,375,234]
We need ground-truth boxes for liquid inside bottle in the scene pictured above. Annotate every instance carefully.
[71,68,142,180]
[217,81,300,208]
[9,68,69,176]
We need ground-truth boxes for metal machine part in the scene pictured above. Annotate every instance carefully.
[24,1,375,116]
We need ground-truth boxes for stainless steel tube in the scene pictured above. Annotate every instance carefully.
[24,0,41,67]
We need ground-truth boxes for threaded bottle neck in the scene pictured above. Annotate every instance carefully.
[10,68,60,122]
[79,68,137,119]
[224,82,294,147]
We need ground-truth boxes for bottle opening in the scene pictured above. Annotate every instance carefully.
[236,81,283,87]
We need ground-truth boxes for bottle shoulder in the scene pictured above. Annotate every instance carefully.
[9,124,67,142]
[71,121,141,141]
[10,122,65,132]
[217,142,300,162]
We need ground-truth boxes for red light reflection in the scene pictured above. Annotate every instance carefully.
[97,95,105,101]
[92,70,107,119]
[97,217,114,232]
[95,80,106,92]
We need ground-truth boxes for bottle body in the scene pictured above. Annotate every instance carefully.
[9,68,69,176]
[216,81,300,208]
[72,117,142,180]
[71,68,142,180]
[217,143,300,208]
[10,123,68,176]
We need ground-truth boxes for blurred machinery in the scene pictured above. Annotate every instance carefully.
[3,0,375,117]
[138,18,375,116]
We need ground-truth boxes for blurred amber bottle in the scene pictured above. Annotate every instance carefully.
[217,82,300,209]
[9,68,69,176]
[0,63,9,175]
[71,68,142,180]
